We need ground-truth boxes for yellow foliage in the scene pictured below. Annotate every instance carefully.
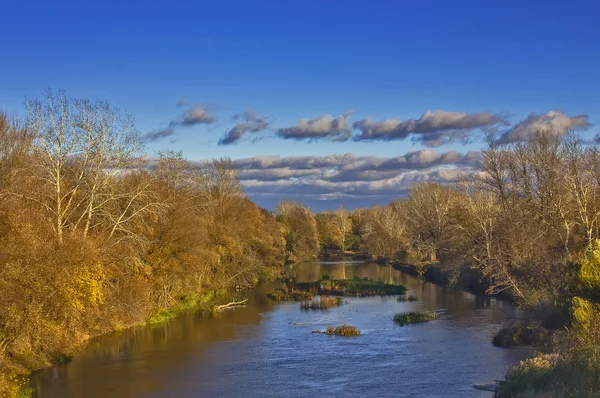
[68,264,106,311]
[579,239,600,292]
[571,296,600,346]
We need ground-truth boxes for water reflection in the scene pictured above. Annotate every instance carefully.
[31,262,531,398]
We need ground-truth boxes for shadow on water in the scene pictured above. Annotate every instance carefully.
[31,261,532,398]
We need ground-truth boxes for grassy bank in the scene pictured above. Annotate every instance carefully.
[495,348,600,398]
[2,287,250,398]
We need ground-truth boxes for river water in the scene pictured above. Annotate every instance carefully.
[31,261,531,397]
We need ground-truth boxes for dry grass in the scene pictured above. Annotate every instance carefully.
[325,325,361,336]
[300,297,343,310]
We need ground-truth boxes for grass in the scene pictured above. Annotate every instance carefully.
[492,324,549,347]
[324,325,361,336]
[495,348,600,398]
[300,297,343,310]
[147,288,229,325]
[267,288,313,301]
[289,276,407,297]
[147,309,175,325]
[393,311,438,326]
[397,294,418,302]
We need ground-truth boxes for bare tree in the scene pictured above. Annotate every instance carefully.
[25,90,147,244]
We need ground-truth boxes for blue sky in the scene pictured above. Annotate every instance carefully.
[1,0,599,210]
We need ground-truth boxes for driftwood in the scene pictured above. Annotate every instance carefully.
[214,299,248,311]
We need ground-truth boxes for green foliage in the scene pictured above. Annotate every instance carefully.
[393,311,438,326]
[146,309,175,325]
[15,387,34,398]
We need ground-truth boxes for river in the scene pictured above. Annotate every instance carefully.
[30,261,532,397]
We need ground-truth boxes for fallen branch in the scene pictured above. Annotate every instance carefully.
[215,299,248,311]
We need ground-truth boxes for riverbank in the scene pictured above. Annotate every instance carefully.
[7,286,260,398]
[30,261,529,397]
[391,262,502,298]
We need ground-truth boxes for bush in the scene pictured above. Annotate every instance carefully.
[300,297,343,310]
[267,288,313,301]
[496,348,600,398]
[393,311,438,326]
[324,325,360,336]
[492,324,549,347]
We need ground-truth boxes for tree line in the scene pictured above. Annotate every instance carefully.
[0,91,288,395]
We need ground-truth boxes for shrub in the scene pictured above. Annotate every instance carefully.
[492,324,549,347]
[300,297,343,310]
[393,311,438,326]
[267,288,313,301]
[325,325,360,336]
[496,348,600,398]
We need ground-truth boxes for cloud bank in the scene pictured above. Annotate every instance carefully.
[497,110,590,144]
[353,110,507,146]
[277,112,353,141]
[226,149,481,210]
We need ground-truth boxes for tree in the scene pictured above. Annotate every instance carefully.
[333,206,353,252]
[24,90,143,243]
[275,201,319,262]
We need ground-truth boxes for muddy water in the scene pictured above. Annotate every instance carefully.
[31,261,531,397]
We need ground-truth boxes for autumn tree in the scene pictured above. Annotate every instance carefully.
[275,201,319,262]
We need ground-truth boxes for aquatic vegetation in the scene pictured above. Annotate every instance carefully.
[290,277,406,297]
[492,324,549,347]
[325,325,361,336]
[300,297,343,310]
[396,294,418,302]
[393,311,438,326]
[266,288,313,301]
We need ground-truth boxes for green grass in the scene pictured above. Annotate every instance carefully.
[324,325,361,336]
[147,309,175,324]
[397,294,418,302]
[393,311,438,326]
[300,296,343,310]
[15,387,34,398]
[147,288,229,325]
